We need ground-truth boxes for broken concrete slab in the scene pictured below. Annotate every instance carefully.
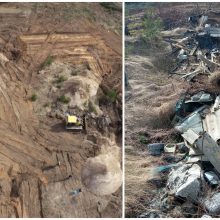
[167,163,202,202]
[204,192,220,215]
[195,132,220,174]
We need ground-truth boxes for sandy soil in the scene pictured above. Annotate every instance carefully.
[0,3,122,218]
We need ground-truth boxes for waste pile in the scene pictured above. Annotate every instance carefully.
[142,13,220,218]
[163,14,220,82]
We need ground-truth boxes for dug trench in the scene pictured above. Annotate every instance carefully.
[0,3,122,218]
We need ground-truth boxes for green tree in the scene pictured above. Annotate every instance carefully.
[141,7,163,42]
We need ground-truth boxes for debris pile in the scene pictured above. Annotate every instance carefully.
[163,14,220,82]
[143,12,220,218]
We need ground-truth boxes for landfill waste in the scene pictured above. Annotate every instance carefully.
[162,13,220,82]
[204,171,220,186]
[167,163,202,202]
[153,163,180,174]
[130,4,220,218]
[147,143,165,156]
[204,192,220,215]
[145,90,220,217]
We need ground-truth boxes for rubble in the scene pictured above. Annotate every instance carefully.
[167,163,202,202]
[163,14,220,82]
[204,192,220,215]
[147,143,165,156]
[204,171,220,186]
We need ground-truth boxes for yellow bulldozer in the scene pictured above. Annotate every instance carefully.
[65,114,86,132]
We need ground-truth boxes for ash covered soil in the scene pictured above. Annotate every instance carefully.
[125,2,220,218]
[0,3,122,218]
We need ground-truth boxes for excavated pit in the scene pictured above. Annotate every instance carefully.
[0,3,122,218]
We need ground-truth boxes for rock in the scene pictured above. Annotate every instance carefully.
[204,192,220,215]
[167,163,202,202]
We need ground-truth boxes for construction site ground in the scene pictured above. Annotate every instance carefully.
[0,3,122,218]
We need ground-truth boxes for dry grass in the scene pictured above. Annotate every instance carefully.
[147,101,175,129]
[125,149,161,217]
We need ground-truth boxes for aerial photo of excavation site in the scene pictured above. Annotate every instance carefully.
[125,2,220,218]
[0,2,122,218]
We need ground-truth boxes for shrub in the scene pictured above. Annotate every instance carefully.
[30,94,37,102]
[41,56,53,69]
[56,75,67,83]
[88,101,97,114]
[106,89,117,102]
[138,134,148,144]
[57,95,70,104]
[141,7,163,43]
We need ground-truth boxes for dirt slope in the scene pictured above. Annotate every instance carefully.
[0,3,122,218]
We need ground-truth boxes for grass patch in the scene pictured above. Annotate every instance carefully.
[106,89,117,102]
[41,56,53,69]
[57,95,71,104]
[153,55,176,74]
[125,44,135,58]
[88,100,97,115]
[56,75,67,83]
[125,151,157,217]
[30,94,37,102]
[83,101,88,108]
[138,134,148,144]
[148,102,175,129]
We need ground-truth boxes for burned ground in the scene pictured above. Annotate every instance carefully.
[125,2,220,218]
[0,3,122,218]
